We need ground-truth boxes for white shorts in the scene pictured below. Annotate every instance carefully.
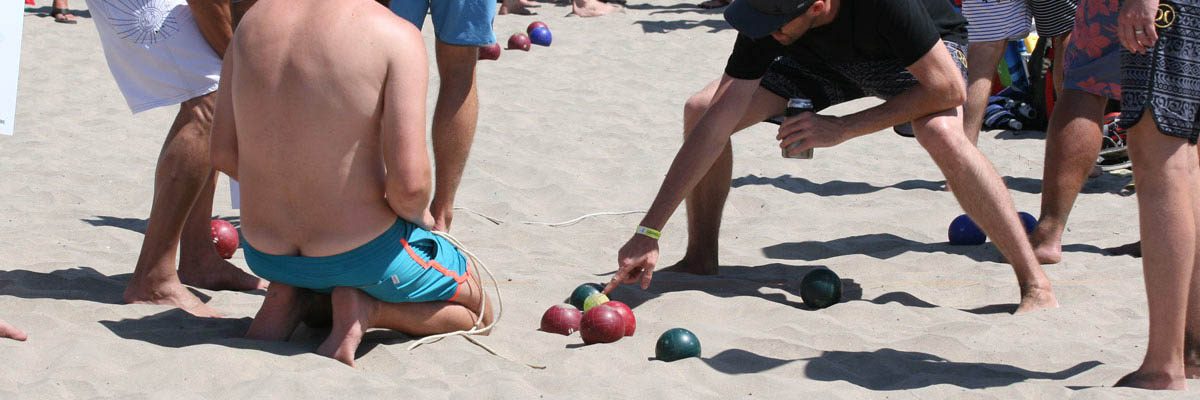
[962,0,1032,43]
[85,0,221,113]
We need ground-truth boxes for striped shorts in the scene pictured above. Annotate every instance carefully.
[962,0,1077,42]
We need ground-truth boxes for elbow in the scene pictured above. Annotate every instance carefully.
[941,79,967,110]
[387,179,431,216]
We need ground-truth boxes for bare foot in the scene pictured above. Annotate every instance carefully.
[124,278,222,317]
[317,287,379,367]
[499,0,536,15]
[1014,286,1059,314]
[572,0,621,17]
[660,253,719,275]
[0,319,27,341]
[246,283,311,341]
[178,256,268,292]
[1114,369,1186,390]
[1029,225,1063,265]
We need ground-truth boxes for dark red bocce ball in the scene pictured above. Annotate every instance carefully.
[210,219,239,259]
[580,304,625,344]
[540,304,582,335]
[604,300,636,336]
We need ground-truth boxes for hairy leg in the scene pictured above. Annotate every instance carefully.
[1115,114,1194,390]
[1030,90,1107,264]
[429,42,480,232]
[664,80,785,275]
[963,40,1006,145]
[913,106,1057,313]
[0,318,26,341]
[177,173,267,291]
[123,94,222,317]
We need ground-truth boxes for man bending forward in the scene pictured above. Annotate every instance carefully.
[211,0,493,367]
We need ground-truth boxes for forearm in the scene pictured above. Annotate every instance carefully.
[639,78,756,230]
[186,0,233,58]
[385,180,432,224]
[838,83,962,141]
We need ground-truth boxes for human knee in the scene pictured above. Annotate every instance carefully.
[683,92,713,134]
[914,117,964,152]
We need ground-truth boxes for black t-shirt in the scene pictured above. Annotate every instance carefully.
[724,0,968,80]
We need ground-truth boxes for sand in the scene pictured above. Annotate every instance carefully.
[1,1,1195,398]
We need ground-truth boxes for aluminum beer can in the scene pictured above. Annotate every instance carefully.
[782,98,814,159]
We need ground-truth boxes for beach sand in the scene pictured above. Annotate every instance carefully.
[1,2,1194,398]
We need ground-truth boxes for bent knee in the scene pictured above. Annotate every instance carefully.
[914,117,966,150]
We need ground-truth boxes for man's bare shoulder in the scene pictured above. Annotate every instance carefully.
[356,3,425,50]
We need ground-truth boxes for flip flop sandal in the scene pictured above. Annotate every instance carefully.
[50,7,77,24]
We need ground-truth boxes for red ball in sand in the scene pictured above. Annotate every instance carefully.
[540,304,582,335]
[478,43,501,61]
[604,300,636,336]
[210,219,239,259]
[527,21,548,34]
[507,33,531,51]
[580,304,625,344]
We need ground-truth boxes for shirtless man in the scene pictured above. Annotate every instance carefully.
[212,0,492,367]
[606,0,1058,313]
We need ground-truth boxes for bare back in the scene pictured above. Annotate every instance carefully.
[215,0,430,257]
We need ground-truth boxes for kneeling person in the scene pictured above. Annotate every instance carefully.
[210,0,492,367]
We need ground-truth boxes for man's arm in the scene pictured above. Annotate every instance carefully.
[379,27,434,227]
[210,50,238,180]
[640,76,761,231]
[607,75,760,292]
[778,40,967,154]
[186,0,234,58]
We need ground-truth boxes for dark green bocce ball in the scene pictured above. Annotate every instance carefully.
[655,328,701,362]
[800,269,842,309]
[569,283,603,310]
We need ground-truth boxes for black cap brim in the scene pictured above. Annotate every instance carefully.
[724,0,798,39]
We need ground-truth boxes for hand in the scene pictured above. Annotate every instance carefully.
[1118,0,1160,54]
[418,209,437,232]
[776,112,848,157]
[605,235,660,293]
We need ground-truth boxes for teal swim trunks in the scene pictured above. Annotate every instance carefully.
[243,219,471,303]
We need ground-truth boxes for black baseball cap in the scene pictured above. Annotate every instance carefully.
[724,0,818,39]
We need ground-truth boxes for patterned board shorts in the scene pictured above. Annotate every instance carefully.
[1118,0,1200,142]
[1029,0,1080,37]
[760,41,968,113]
[1063,0,1122,99]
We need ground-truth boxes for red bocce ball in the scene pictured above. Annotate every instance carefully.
[540,304,582,335]
[580,304,625,344]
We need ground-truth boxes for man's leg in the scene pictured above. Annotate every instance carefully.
[0,318,26,341]
[318,260,493,367]
[245,283,313,341]
[1029,89,1106,264]
[429,42,480,232]
[664,80,786,274]
[911,106,1058,313]
[177,172,266,290]
[964,40,1007,145]
[122,94,262,317]
[1115,115,1194,390]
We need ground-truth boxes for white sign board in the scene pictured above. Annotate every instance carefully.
[0,3,24,135]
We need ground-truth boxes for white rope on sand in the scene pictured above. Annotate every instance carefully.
[454,206,646,227]
[405,231,546,370]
